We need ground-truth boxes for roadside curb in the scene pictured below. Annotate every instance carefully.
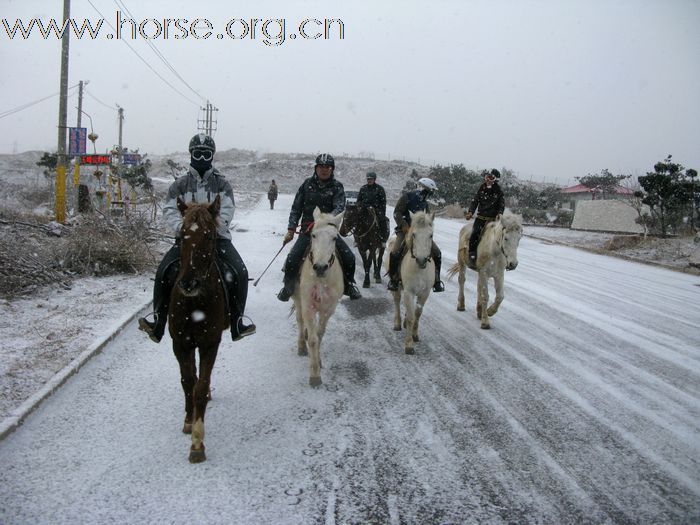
[0,301,152,441]
[524,234,700,275]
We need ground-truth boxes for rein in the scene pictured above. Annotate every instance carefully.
[407,227,433,263]
[307,221,338,269]
[342,208,378,240]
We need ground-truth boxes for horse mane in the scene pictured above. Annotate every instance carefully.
[500,212,522,231]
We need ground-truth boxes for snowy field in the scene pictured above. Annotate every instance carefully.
[1,194,699,523]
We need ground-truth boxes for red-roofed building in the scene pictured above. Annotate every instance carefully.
[559,183,633,210]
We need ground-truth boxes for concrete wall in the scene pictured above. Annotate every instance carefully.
[570,199,647,233]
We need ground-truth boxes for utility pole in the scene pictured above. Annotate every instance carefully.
[55,0,71,223]
[198,100,218,136]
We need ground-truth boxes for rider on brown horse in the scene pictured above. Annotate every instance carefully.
[356,171,390,242]
[387,177,445,293]
[138,133,256,343]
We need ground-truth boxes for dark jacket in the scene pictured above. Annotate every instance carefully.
[287,174,346,232]
[268,183,278,200]
[468,182,505,219]
[356,183,387,218]
[393,190,431,231]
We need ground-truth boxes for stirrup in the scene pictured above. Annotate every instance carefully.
[387,279,400,291]
[345,283,362,300]
[277,286,292,302]
[432,280,445,293]
[232,315,256,341]
[138,316,163,343]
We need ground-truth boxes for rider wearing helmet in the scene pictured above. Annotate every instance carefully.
[464,169,505,270]
[277,153,362,302]
[387,177,444,292]
[138,133,256,343]
[356,171,389,241]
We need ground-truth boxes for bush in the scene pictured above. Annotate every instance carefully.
[521,208,548,224]
[552,210,573,227]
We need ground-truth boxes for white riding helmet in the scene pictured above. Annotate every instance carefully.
[417,177,438,192]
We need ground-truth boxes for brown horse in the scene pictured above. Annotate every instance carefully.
[340,205,386,288]
[169,195,229,463]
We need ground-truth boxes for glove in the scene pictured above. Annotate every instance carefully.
[465,211,473,220]
[401,225,410,234]
[283,229,294,245]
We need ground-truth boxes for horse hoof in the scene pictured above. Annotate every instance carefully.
[375,277,382,283]
[182,423,192,434]
[298,347,308,356]
[393,326,401,331]
[457,305,465,312]
[188,446,206,463]
[362,282,370,289]
[480,324,491,330]
[405,347,415,355]
[412,335,420,342]
[309,376,322,388]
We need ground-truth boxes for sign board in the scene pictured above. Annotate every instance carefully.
[68,127,87,156]
[122,153,142,165]
[81,154,111,165]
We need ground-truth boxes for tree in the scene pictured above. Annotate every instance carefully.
[121,158,153,193]
[165,158,183,180]
[637,155,693,236]
[576,169,629,199]
[428,164,482,206]
[36,152,57,180]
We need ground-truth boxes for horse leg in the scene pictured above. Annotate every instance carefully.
[293,295,307,356]
[477,272,491,329]
[457,264,466,311]
[487,273,504,317]
[362,250,371,288]
[306,316,322,387]
[403,292,416,354]
[189,342,220,463]
[392,289,402,331]
[412,289,430,343]
[173,343,196,434]
[375,246,384,283]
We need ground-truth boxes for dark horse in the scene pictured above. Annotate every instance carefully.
[340,205,386,288]
[170,195,229,463]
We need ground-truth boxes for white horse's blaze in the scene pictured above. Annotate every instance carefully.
[448,212,522,328]
[292,207,345,386]
[388,211,435,354]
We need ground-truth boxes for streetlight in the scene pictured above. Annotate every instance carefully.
[76,107,98,153]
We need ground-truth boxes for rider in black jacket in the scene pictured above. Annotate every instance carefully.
[356,172,389,241]
[465,169,506,269]
[277,153,362,302]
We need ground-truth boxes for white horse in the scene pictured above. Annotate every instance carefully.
[292,207,345,387]
[387,211,435,354]
[447,212,522,329]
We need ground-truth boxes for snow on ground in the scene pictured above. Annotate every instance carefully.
[1,194,699,523]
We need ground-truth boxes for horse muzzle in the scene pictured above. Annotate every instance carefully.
[416,257,429,269]
[313,263,329,277]
[506,261,518,271]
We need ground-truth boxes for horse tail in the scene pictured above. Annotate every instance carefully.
[446,260,462,280]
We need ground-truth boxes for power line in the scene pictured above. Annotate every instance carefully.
[84,89,117,110]
[114,0,206,102]
[0,84,79,120]
[85,0,201,106]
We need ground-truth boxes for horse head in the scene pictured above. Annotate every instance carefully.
[310,206,344,277]
[176,195,220,296]
[339,205,356,237]
[498,213,523,271]
[407,211,434,269]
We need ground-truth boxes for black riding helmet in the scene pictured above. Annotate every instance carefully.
[189,133,216,154]
[315,153,335,168]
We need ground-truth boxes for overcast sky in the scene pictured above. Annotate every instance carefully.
[1,0,698,186]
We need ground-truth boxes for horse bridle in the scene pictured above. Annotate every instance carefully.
[307,222,338,268]
[343,207,378,240]
[408,229,433,263]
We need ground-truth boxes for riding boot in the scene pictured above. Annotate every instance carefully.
[433,255,445,293]
[221,262,256,341]
[387,251,401,291]
[138,259,178,343]
[277,273,296,302]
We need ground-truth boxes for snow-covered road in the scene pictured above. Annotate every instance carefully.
[1,195,699,524]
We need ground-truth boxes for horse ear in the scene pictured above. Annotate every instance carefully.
[333,211,345,228]
[496,213,502,221]
[209,194,221,217]
[430,211,435,221]
[313,206,322,221]
[409,210,415,220]
[177,196,188,216]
